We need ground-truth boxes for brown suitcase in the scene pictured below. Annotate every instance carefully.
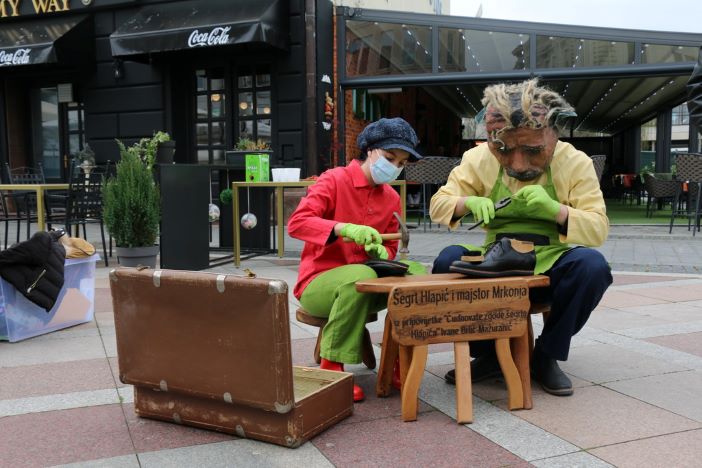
[110,268,353,448]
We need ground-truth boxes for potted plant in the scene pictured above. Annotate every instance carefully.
[128,131,174,170]
[103,139,161,268]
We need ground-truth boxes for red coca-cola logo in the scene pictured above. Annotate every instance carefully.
[0,48,31,66]
[187,26,232,48]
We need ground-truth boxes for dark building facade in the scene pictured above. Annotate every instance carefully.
[0,0,334,182]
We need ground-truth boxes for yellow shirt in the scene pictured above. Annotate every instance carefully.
[429,141,609,247]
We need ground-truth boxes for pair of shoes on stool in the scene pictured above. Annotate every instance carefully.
[449,238,535,278]
[531,346,573,396]
[320,358,365,402]
[444,354,502,385]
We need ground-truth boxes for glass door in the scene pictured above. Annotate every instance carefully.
[31,86,85,181]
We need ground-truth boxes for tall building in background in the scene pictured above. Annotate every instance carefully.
[335,0,449,15]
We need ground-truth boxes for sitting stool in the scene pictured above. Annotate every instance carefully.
[296,308,377,370]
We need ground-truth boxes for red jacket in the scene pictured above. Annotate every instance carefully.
[288,159,400,299]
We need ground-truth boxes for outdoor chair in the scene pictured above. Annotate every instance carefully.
[3,163,44,242]
[643,173,678,218]
[668,153,702,236]
[404,156,460,231]
[590,154,606,183]
[0,190,25,249]
[64,166,111,266]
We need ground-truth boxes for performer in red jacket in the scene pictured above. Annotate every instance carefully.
[288,117,424,402]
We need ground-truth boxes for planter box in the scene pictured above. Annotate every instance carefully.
[0,255,99,342]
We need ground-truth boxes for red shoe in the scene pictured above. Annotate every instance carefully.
[320,358,344,372]
[353,384,365,402]
[392,356,402,390]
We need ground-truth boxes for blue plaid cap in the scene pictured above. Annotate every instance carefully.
[357,117,422,161]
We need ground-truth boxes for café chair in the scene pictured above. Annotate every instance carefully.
[404,156,460,231]
[668,153,702,235]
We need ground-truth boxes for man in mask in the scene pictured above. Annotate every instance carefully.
[430,79,612,396]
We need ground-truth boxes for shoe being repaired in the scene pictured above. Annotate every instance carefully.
[429,78,613,396]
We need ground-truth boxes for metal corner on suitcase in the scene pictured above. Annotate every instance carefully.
[268,280,287,295]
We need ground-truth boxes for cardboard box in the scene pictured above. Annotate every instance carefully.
[110,268,353,448]
[0,255,98,342]
[246,153,270,182]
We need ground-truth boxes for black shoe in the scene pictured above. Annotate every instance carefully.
[444,354,501,385]
[531,347,573,396]
[449,238,536,278]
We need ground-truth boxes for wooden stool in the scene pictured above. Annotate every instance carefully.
[295,308,377,369]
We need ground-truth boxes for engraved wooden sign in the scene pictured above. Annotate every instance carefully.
[388,278,530,346]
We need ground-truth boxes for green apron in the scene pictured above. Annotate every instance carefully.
[461,167,571,274]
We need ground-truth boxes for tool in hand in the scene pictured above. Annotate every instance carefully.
[341,212,410,259]
[467,196,512,230]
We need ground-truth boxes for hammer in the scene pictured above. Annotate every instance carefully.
[341,212,410,259]
[393,211,410,260]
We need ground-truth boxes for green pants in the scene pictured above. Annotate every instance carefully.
[300,261,426,364]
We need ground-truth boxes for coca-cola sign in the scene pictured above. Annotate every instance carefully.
[0,48,31,66]
[187,26,231,48]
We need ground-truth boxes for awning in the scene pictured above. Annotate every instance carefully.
[0,15,92,68]
[110,0,289,57]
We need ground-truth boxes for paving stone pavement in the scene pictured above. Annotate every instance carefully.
[2,224,702,467]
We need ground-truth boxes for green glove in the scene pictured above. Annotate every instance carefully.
[514,185,561,219]
[464,196,495,225]
[365,243,389,259]
[340,223,382,245]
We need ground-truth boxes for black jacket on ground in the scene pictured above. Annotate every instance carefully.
[687,47,702,133]
[0,231,66,311]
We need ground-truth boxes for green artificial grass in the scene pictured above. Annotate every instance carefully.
[605,198,673,225]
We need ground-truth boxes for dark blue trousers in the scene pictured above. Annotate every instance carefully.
[432,245,612,361]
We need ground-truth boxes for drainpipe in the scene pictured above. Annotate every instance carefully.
[305,0,318,176]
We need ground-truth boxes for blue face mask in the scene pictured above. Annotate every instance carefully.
[370,152,403,184]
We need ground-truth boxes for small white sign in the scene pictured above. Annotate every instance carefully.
[188,26,231,48]
[0,49,31,66]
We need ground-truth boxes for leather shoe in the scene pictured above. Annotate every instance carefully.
[449,238,535,278]
[321,359,365,402]
[320,358,344,372]
[531,347,573,396]
[444,354,502,385]
[353,384,365,402]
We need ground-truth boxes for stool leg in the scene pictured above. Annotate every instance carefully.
[454,341,472,424]
[495,338,524,411]
[376,314,399,397]
[361,327,376,370]
[511,331,533,410]
[401,344,427,422]
[314,329,323,364]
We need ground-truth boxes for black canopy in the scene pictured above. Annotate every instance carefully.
[110,0,289,57]
[0,15,92,68]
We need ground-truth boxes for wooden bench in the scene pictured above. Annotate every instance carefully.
[356,273,549,423]
[110,268,354,448]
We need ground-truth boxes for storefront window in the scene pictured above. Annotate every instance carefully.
[536,36,634,68]
[236,66,272,145]
[345,20,433,77]
[439,28,529,73]
[640,43,698,64]
[194,68,227,163]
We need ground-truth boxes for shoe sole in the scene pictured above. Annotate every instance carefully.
[540,383,574,396]
[448,267,533,278]
[444,368,502,385]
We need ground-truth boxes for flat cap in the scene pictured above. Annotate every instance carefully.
[357,117,422,161]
